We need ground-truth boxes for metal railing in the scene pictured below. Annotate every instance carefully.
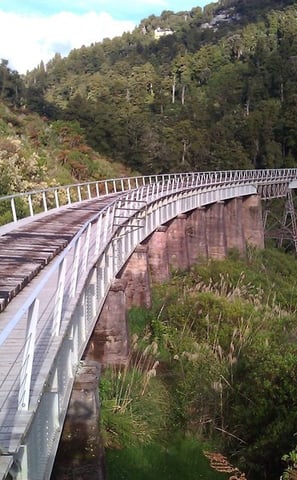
[0,168,296,227]
[0,168,297,479]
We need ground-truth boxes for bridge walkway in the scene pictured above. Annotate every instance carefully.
[0,194,120,313]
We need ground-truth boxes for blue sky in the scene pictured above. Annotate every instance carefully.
[0,0,210,73]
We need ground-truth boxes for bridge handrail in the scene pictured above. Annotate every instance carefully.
[1,168,297,225]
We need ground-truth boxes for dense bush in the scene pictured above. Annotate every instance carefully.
[100,248,297,480]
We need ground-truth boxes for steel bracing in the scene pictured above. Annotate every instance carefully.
[0,168,297,479]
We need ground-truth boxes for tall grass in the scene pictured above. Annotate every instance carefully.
[99,335,169,450]
[101,248,297,480]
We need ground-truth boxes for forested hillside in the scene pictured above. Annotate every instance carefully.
[0,98,133,198]
[2,0,297,181]
[21,0,297,174]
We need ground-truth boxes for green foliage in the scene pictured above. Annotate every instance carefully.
[282,446,297,480]
[100,323,230,479]
[102,248,297,480]
[227,345,297,479]
[0,97,133,211]
[99,337,170,450]
[106,435,229,480]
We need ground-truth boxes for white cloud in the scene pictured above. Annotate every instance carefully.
[0,10,135,73]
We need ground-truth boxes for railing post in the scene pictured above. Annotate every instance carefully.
[28,195,34,217]
[54,189,60,209]
[87,184,91,199]
[52,258,67,336]
[70,237,81,298]
[67,187,71,205]
[95,214,103,256]
[42,191,48,212]
[18,298,40,411]
[11,197,17,222]
[77,185,82,202]
[82,224,91,272]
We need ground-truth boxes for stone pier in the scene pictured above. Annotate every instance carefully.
[146,226,170,283]
[224,197,246,255]
[242,195,265,248]
[85,279,129,365]
[186,207,208,265]
[119,244,151,309]
[205,202,227,259]
[166,214,190,271]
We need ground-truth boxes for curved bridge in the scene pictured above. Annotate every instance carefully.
[0,169,296,479]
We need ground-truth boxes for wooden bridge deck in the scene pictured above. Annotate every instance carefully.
[0,195,118,313]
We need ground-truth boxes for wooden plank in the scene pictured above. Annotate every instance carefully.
[0,196,113,313]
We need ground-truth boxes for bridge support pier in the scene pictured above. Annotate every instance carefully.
[224,198,246,255]
[146,226,170,283]
[85,279,129,365]
[119,245,151,309]
[186,207,208,265]
[166,214,190,271]
[206,202,227,259]
[242,195,264,248]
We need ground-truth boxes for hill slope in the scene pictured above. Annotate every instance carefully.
[0,99,134,197]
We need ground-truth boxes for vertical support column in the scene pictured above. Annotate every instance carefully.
[85,279,129,365]
[224,198,246,255]
[119,245,152,309]
[205,201,227,260]
[166,214,190,271]
[186,207,208,265]
[242,195,264,248]
[146,226,170,283]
